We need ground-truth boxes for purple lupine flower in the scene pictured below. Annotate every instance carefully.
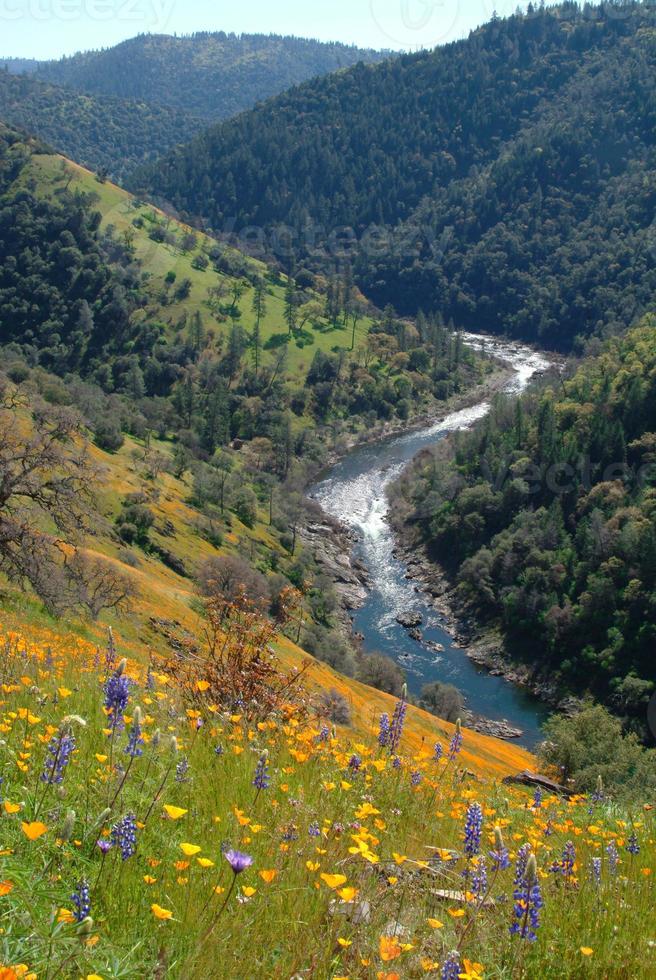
[392,755,402,769]
[41,730,75,785]
[146,665,155,691]
[490,826,510,871]
[463,801,483,857]
[433,741,443,763]
[591,857,602,887]
[308,821,320,837]
[626,832,640,855]
[253,752,270,791]
[440,950,461,980]
[175,756,190,783]
[532,786,542,809]
[510,853,543,942]
[551,840,576,879]
[71,878,91,922]
[606,839,619,875]
[105,628,116,671]
[563,840,576,877]
[543,819,554,837]
[125,711,144,758]
[514,844,532,885]
[378,713,390,748]
[472,856,488,901]
[281,824,299,842]
[225,849,253,874]
[449,720,463,760]
[388,686,407,755]
[410,769,423,786]
[104,666,129,731]
[317,724,330,743]
[110,813,137,860]
[348,754,362,772]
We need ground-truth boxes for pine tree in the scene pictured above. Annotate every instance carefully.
[189,311,205,357]
[284,276,298,336]
[251,279,267,376]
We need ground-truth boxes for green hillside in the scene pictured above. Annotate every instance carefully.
[0,70,206,181]
[20,32,389,120]
[0,121,491,696]
[391,319,656,732]
[136,4,656,350]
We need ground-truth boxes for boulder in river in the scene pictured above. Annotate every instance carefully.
[396,610,423,629]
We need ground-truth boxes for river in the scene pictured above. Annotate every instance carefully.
[311,333,553,749]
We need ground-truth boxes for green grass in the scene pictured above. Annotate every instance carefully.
[0,623,653,978]
[23,154,374,380]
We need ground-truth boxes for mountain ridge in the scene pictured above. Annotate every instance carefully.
[134,3,656,350]
[2,31,390,121]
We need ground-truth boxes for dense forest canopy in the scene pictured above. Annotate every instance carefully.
[0,123,142,369]
[3,32,388,121]
[136,3,656,349]
[0,71,206,181]
[391,320,656,731]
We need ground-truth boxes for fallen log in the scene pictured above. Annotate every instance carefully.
[502,770,574,797]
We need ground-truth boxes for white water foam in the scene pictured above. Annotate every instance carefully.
[314,335,553,633]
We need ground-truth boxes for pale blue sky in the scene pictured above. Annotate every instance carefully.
[1,0,535,60]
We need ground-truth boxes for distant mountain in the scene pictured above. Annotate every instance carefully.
[136,4,656,350]
[0,71,205,180]
[9,33,389,121]
[0,58,39,73]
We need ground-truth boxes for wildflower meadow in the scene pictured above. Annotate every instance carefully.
[0,609,653,979]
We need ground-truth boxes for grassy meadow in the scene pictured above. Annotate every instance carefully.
[21,154,374,380]
[0,617,653,978]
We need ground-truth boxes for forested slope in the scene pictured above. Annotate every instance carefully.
[391,321,656,731]
[0,70,205,180]
[0,120,492,688]
[137,3,656,349]
[10,32,388,120]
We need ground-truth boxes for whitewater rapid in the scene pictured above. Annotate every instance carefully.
[310,333,552,746]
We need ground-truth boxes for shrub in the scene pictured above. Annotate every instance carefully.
[196,555,269,608]
[419,681,464,722]
[303,626,356,676]
[232,486,258,528]
[356,652,405,696]
[538,703,656,799]
[317,687,351,725]
[116,494,154,547]
[94,420,124,452]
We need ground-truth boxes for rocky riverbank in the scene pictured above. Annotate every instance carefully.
[316,359,515,474]
[391,526,582,723]
[302,339,560,743]
[298,514,370,637]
